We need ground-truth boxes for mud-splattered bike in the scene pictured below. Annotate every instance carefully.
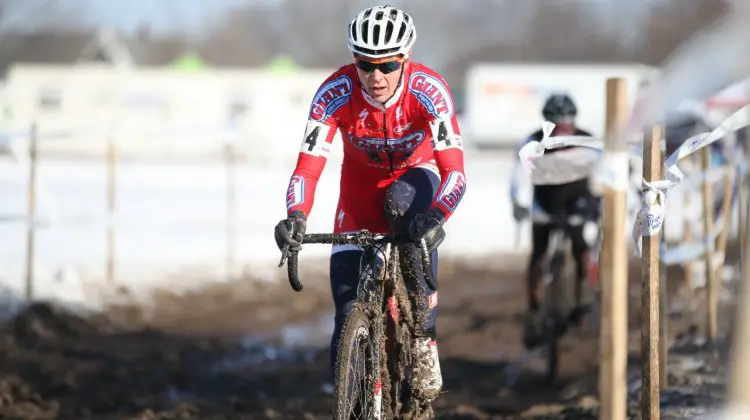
[531,211,601,383]
[280,229,438,419]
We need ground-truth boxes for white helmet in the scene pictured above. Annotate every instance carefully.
[347,5,417,60]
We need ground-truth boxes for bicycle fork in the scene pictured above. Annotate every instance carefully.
[545,231,569,334]
[356,245,391,420]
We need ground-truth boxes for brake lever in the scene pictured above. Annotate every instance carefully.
[419,238,438,291]
[277,243,290,268]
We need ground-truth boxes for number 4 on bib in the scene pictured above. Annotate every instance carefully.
[300,120,331,157]
[429,119,462,151]
[304,126,320,152]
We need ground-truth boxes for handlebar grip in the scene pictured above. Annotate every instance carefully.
[419,239,438,291]
[287,251,303,292]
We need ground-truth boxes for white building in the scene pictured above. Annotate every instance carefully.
[3,64,335,160]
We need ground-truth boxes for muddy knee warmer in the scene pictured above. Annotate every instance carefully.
[382,167,441,339]
[383,167,440,234]
[399,243,439,339]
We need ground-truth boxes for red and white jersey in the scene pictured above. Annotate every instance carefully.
[285,61,466,233]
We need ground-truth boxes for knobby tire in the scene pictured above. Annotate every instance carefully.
[333,306,380,420]
[545,252,567,383]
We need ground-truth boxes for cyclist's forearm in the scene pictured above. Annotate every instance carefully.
[431,147,466,220]
[286,155,326,218]
[286,118,338,218]
[509,160,525,205]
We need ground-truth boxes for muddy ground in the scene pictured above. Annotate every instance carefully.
[0,249,738,419]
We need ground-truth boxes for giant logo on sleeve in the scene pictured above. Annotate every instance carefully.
[437,171,466,212]
[286,175,305,209]
[408,72,454,119]
[309,75,352,122]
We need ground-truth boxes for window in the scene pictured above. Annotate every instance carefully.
[38,87,62,112]
[227,93,250,123]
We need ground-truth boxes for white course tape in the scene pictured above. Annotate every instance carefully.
[592,151,631,193]
[518,121,555,175]
[516,122,628,193]
[632,104,749,256]
[518,121,604,185]
[517,109,747,259]
[633,185,666,256]
[518,122,633,193]
[664,104,750,169]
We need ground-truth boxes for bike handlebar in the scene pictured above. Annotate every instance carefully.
[278,230,437,293]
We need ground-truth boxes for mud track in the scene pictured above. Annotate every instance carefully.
[0,251,736,419]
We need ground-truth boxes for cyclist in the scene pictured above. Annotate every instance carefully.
[509,93,601,349]
[273,4,466,401]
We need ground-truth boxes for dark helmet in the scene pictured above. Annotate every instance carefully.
[542,94,577,122]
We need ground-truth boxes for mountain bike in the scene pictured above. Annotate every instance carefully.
[279,229,438,419]
[531,211,601,382]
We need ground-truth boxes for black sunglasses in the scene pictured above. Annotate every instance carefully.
[355,59,403,74]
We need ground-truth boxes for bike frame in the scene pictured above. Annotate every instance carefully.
[533,211,595,382]
[540,213,583,328]
[279,230,436,419]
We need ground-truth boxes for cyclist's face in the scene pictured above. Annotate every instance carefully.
[551,115,576,134]
[354,54,405,103]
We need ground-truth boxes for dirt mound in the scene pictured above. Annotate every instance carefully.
[7,302,112,344]
[0,293,335,419]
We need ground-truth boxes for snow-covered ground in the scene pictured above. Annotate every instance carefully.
[0,149,737,311]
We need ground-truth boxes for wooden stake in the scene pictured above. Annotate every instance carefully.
[659,136,669,390]
[683,176,695,292]
[701,147,718,343]
[226,142,237,282]
[740,172,746,276]
[729,156,750,405]
[659,222,669,391]
[641,125,661,419]
[713,159,735,310]
[598,78,629,420]
[24,124,38,300]
[106,136,117,284]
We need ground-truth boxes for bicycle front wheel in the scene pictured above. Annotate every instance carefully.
[545,251,568,383]
[333,306,382,420]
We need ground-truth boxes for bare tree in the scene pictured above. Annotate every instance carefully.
[0,0,84,33]
[198,0,729,77]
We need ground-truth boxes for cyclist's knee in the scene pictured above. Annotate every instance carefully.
[384,178,415,226]
[383,167,440,233]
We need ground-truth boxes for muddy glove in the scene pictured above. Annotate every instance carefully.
[274,210,306,253]
[408,208,446,251]
[512,203,529,222]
